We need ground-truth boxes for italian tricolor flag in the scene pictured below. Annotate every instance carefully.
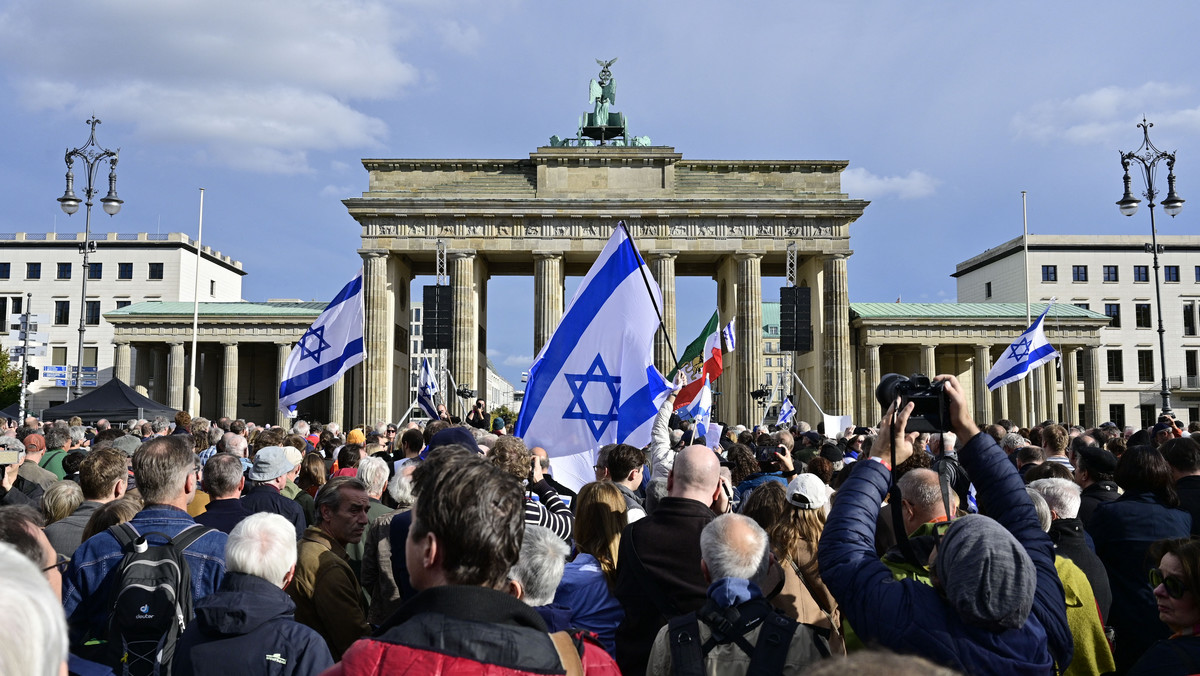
[668,311,725,410]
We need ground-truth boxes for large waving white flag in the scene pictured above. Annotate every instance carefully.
[416,357,440,419]
[986,303,1059,391]
[514,225,672,490]
[777,397,796,427]
[279,270,364,410]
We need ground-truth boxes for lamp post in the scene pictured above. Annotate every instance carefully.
[1117,117,1184,417]
[57,117,122,401]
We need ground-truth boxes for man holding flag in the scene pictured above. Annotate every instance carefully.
[279,270,364,412]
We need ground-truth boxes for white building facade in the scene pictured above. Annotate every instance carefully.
[955,234,1200,429]
[0,232,244,411]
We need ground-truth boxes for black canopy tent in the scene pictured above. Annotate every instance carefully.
[32,378,177,424]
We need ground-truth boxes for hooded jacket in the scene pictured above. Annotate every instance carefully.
[818,434,1073,675]
[173,572,333,676]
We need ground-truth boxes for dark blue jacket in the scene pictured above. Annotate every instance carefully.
[1129,636,1200,675]
[194,498,252,535]
[1087,490,1191,672]
[174,572,334,676]
[733,472,787,505]
[241,485,306,539]
[818,434,1073,675]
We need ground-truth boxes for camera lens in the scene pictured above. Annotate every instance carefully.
[875,373,908,411]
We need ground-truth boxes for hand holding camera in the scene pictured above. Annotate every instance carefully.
[530,456,544,485]
[873,397,917,468]
[932,374,979,441]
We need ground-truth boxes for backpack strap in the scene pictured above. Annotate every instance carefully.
[170,524,212,552]
[667,613,705,676]
[549,631,583,676]
[745,610,799,676]
[109,522,140,550]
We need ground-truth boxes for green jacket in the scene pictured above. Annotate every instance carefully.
[39,449,68,481]
[843,521,938,651]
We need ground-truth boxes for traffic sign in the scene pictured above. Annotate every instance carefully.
[16,331,47,342]
[42,365,67,373]
[20,314,48,323]
[8,345,46,357]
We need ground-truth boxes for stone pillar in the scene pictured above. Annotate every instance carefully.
[276,342,291,427]
[134,346,151,391]
[822,254,853,417]
[449,251,476,411]
[361,249,393,426]
[113,341,131,385]
[1062,347,1079,426]
[993,352,1009,424]
[715,257,739,423]
[1081,346,1100,428]
[974,344,992,424]
[864,345,881,424]
[391,255,413,421]
[329,376,344,428]
[533,252,564,356]
[221,342,238,420]
[919,345,936,377]
[735,253,763,425]
[1014,380,1029,429]
[1043,361,1058,423]
[1031,367,1045,423]
[648,252,678,375]
[167,342,185,410]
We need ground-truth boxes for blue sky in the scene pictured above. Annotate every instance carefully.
[1,1,1198,388]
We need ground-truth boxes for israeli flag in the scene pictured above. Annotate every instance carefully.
[683,375,713,441]
[722,318,736,352]
[986,303,1059,391]
[777,397,796,427]
[514,225,672,491]
[278,270,365,410]
[416,357,439,419]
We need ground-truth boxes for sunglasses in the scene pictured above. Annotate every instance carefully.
[1150,567,1189,599]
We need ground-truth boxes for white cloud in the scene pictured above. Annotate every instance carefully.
[842,167,938,200]
[320,184,357,198]
[502,354,533,368]
[1012,82,1199,145]
[437,20,482,55]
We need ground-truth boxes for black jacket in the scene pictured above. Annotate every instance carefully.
[241,485,306,538]
[1048,517,1112,622]
[174,572,333,676]
[1175,475,1200,536]
[1077,481,1119,528]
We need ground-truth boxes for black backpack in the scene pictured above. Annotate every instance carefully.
[667,597,830,676]
[106,523,212,676]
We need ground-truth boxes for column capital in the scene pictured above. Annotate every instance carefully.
[823,252,851,261]
[358,249,389,259]
[167,341,183,347]
[221,340,238,348]
[448,250,477,261]
[532,251,563,260]
[733,252,761,262]
[648,251,679,261]
[114,339,130,346]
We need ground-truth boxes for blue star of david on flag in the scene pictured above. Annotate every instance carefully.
[563,354,622,441]
[297,325,333,363]
[1007,335,1032,361]
[986,302,1060,391]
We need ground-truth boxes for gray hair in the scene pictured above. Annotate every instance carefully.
[700,513,771,585]
[795,421,811,433]
[203,453,246,498]
[1001,432,1026,451]
[930,431,958,454]
[645,478,669,515]
[897,469,943,511]
[314,477,368,525]
[0,436,25,457]
[68,425,85,445]
[208,427,223,446]
[1028,478,1081,520]
[1025,487,1052,533]
[356,456,389,497]
[132,435,195,505]
[510,525,569,607]
[0,541,67,676]
[43,427,70,451]
[292,420,309,436]
[219,432,248,458]
[125,419,138,430]
[388,465,417,507]
[326,422,340,436]
[150,416,170,433]
[225,513,298,588]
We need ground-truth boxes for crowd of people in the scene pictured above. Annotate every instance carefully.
[2,382,1200,675]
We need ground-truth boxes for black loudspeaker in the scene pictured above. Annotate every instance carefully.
[423,285,452,350]
[779,286,812,353]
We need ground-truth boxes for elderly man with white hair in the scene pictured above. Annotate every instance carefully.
[1028,477,1112,623]
[173,513,333,676]
[509,525,573,632]
[646,514,829,675]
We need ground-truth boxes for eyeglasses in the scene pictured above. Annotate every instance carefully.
[43,553,70,574]
[1150,567,1189,599]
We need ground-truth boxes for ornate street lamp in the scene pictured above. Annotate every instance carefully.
[1118,117,1184,417]
[58,117,122,401]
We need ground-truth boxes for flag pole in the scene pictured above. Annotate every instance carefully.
[791,372,826,417]
[187,188,203,417]
[618,220,678,367]
[1022,191,1035,427]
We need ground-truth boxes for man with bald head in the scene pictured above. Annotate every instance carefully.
[530,446,577,504]
[614,445,730,675]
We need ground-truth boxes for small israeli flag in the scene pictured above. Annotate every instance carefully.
[417,357,440,419]
[683,375,713,441]
[722,318,737,352]
[777,397,796,427]
[278,270,365,410]
[986,303,1059,391]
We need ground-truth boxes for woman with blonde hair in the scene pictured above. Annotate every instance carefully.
[742,475,845,654]
[554,481,626,657]
[41,481,82,526]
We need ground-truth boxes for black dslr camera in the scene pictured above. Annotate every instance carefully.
[875,373,951,433]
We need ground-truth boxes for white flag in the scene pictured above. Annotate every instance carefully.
[986,304,1059,391]
[514,225,672,491]
[683,375,713,441]
[416,357,440,419]
[777,397,796,427]
[279,270,364,410]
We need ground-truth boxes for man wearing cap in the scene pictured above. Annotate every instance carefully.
[491,417,507,436]
[241,446,307,539]
[19,433,57,491]
[818,375,1072,674]
[1074,446,1119,528]
[279,445,316,525]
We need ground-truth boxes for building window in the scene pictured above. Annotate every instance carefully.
[1109,404,1126,429]
[413,307,422,322]
[1186,301,1197,337]
[1134,265,1149,282]
[1106,350,1123,382]
[0,263,9,279]
[87,262,102,280]
[27,263,40,279]
[1135,303,1152,328]
[209,280,216,296]
[1072,265,1088,282]
[1188,350,1198,388]
[85,301,100,326]
[148,263,164,280]
[115,300,131,309]
[51,346,66,366]
[1103,265,1118,282]
[118,263,133,280]
[1138,349,1155,382]
[1166,265,1180,283]
[1074,302,1090,311]
[1195,265,1200,283]
[57,262,71,280]
[1104,303,1121,328]
[82,346,97,369]
[985,281,992,298]
[1141,404,1157,430]
[765,372,773,387]
[12,296,21,315]
[53,300,69,325]
[1041,265,1057,282]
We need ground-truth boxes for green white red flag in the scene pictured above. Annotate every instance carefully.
[668,311,725,410]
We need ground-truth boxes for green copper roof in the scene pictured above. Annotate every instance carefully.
[849,302,1108,320]
[106,301,325,317]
